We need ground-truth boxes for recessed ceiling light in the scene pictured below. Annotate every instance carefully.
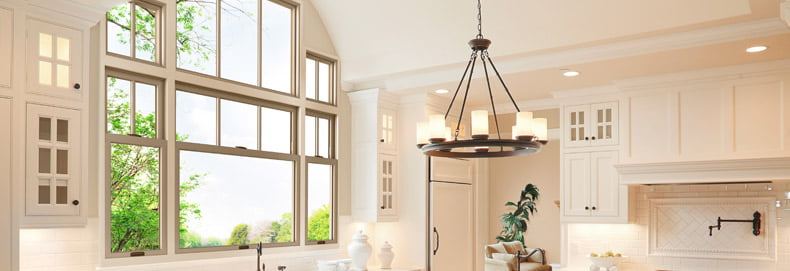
[561,70,580,77]
[434,89,449,94]
[746,46,768,53]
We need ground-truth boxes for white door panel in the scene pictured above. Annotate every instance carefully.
[430,182,474,271]
[0,98,12,271]
[591,151,619,217]
[563,153,591,216]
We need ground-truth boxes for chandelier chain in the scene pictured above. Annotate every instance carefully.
[476,0,483,38]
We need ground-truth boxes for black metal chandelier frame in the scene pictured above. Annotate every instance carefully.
[417,0,547,158]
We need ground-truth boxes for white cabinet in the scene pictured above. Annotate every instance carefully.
[561,151,627,223]
[430,157,474,184]
[27,19,83,99]
[349,89,400,222]
[564,102,617,147]
[430,181,474,271]
[0,99,11,271]
[26,104,81,217]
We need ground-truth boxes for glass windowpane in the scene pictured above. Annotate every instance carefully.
[38,148,51,173]
[107,3,132,56]
[307,163,332,241]
[261,107,291,153]
[39,33,52,58]
[39,61,52,86]
[56,37,70,61]
[106,77,132,135]
[220,99,257,149]
[179,151,294,247]
[305,58,316,99]
[318,117,329,158]
[135,82,157,137]
[261,1,292,93]
[56,149,68,174]
[110,144,161,252]
[220,0,258,85]
[318,62,330,102]
[56,64,69,88]
[176,91,217,145]
[39,117,51,141]
[579,111,584,125]
[177,0,217,76]
[134,5,157,62]
[305,116,316,156]
[57,119,68,142]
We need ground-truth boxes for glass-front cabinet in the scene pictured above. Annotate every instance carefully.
[26,104,81,217]
[27,19,83,100]
[564,102,618,147]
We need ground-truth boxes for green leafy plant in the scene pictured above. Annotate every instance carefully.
[496,184,540,245]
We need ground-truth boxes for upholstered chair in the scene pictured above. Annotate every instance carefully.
[484,241,551,271]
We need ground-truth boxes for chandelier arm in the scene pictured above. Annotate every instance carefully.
[454,54,478,140]
[444,54,476,120]
[479,52,502,142]
[485,55,521,113]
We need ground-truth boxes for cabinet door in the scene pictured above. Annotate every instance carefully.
[0,99,11,271]
[590,151,619,217]
[430,182,474,271]
[378,108,397,151]
[564,104,590,147]
[378,153,397,217]
[563,153,591,216]
[0,8,11,89]
[590,102,618,146]
[430,157,474,184]
[26,104,81,216]
[27,20,82,99]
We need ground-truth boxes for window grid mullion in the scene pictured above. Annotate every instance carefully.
[129,2,137,59]
[216,0,222,78]
[129,79,137,136]
[216,97,221,146]
[257,0,263,88]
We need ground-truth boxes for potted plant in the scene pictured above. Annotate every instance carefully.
[496,183,540,245]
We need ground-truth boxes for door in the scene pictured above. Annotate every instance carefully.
[0,98,11,271]
[590,151,619,217]
[378,153,397,217]
[26,104,81,216]
[564,104,590,147]
[590,102,617,146]
[563,152,591,216]
[430,182,473,271]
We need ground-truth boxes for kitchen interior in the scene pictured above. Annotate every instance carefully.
[2,0,790,271]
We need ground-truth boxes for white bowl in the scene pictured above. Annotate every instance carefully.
[588,256,626,268]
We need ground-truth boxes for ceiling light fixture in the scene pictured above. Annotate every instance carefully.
[415,0,547,158]
[434,89,449,94]
[561,69,580,77]
[746,46,768,53]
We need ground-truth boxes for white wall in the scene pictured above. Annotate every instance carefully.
[565,183,790,271]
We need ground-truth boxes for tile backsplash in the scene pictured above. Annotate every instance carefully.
[19,218,99,271]
[566,182,790,271]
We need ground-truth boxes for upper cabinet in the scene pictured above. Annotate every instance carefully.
[564,102,618,148]
[27,19,83,100]
[25,104,82,218]
[561,151,626,223]
[623,72,790,164]
[0,8,11,89]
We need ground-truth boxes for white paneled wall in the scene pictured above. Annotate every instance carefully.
[19,218,99,271]
[565,183,790,271]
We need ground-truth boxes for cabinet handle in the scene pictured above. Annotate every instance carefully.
[592,206,597,210]
[72,200,80,206]
[73,83,81,90]
[433,227,440,255]
[585,206,589,210]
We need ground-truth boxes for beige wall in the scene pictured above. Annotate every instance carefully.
[487,109,561,264]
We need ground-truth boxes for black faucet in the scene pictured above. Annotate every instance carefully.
[257,242,264,271]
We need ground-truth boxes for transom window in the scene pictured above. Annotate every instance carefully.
[175,0,296,94]
[305,53,335,104]
[106,0,161,63]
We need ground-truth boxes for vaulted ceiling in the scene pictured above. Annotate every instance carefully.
[312,0,790,103]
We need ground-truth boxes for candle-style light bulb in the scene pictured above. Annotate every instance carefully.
[471,110,489,139]
[516,112,534,140]
[416,122,429,145]
[533,117,548,144]
[429,114,446,142]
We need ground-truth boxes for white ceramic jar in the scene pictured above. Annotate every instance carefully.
[348,231,372,271]
[378,241,394,269]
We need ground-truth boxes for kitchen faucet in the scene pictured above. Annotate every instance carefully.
[257,242,264,271]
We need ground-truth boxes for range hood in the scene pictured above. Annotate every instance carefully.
[615,157,790,185]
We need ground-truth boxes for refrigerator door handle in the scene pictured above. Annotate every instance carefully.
[433,227,440,255]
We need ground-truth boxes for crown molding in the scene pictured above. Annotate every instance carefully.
[350,18,790,92]
[616,157,790,185]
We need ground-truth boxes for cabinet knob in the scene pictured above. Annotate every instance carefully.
[72,200,80,206]
[592,206,597,210]
[381,206,385,209]
[584,137,589,141]
[73,83,81,90]
[380,139,385,143]
[585,206,589,210]
[591,136,596,140]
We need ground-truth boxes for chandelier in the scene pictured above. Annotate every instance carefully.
[416,0,548,158]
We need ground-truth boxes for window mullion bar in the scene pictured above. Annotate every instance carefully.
[216,97,221,146]
[130,79,137,135]
[257,0,263,88]
[314,60,319,101]
[216,0,222,77]
[257,106,262,151]
[130,2,137,59]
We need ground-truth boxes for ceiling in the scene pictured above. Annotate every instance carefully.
[311,0,790,104]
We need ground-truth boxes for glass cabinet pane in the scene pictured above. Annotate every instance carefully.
[56,180,68,205]
[39,117,51,141]
[39,33,52,57]
[579,111,584,124]
[39,61,52,85]
[597,109,603,124]
[56,37,69,61]
[57,119,69,142]
[38,184,51,204]
[38,148,51,173]
[56,149,68,174]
